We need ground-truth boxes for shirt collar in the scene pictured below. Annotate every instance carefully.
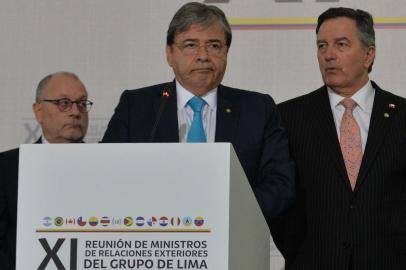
[40,134,50,144]
[176,80,217,110]
[327,80,375,113]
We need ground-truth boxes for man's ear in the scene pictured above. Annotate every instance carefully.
[364,46,376,69]
[166,45,174,67]
[32,102,43,124]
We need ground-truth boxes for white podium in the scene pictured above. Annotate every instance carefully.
[17,143,270,270]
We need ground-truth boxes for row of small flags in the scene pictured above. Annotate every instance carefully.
[42,216,205,228]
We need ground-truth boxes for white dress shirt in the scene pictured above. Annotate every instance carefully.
[176,81,217,142]
[40,134,50,144]
[328,80,375,152]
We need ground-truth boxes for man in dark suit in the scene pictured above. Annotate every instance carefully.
[0,71,92,269]
[278,7,406,270]
[102,2,295,229]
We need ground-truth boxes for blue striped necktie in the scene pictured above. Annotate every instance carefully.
[187,96,206,142]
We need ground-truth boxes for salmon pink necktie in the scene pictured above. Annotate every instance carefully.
[340,98,363,190]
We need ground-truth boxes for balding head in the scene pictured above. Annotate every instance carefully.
[32,72,90,143]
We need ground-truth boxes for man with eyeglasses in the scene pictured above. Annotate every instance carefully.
[0,71,92,269]
[32,72,92,144]
[102,1,295,238]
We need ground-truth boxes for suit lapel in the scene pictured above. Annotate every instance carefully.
[215,85,240,142]
[154,81,179,142]
[355,83,396,190]
[309,87,350,188]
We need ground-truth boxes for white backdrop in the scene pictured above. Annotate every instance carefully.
[1,0,405,150]
[1,1,405,268]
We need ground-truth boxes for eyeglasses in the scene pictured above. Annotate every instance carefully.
[174,41,227,56]
[40,98,93,112]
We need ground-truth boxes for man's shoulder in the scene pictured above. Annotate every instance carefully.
[219,85,270,97]
[0,147,19,161]
[121,82,172,98]
[373,81,406,104]
[0,138,41,164]
[112,82,174,111]
[278,86,325,110]
[0,147,19,181]
[218,85,276,107]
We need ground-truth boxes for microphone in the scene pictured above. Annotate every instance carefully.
[149,84,172,142]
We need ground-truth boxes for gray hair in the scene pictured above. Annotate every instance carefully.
[166,2,232,47]
[35,71,80,102]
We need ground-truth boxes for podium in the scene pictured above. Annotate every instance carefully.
[17,143,270,270]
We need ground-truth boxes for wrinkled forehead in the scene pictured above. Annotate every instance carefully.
[174,22,226,42]
[317,17,358,36]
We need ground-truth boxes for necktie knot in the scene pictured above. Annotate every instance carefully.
[341,98,357,111]
[188,96,205,113]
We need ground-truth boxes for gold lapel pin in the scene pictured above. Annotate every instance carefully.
[384,113,390,118]
[225,108,231,113]
[389,103,395,108]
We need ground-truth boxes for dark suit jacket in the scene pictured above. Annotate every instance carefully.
[0,147,19,270]
[277,81,406,270]
[0,138,43,270]
[102,82,296,224]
